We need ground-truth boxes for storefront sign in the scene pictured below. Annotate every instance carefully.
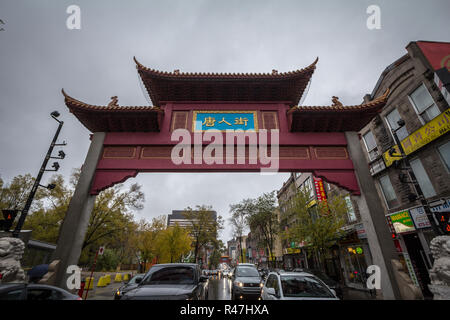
[409,206,432,229]
[383,108,450,167]
[287,248,301,254]
[430,198,450,213]
[313,177,328,203]
[389,210,416,234]
[403,252,420,288]
[354,223,367,239]
[192,111,258,131]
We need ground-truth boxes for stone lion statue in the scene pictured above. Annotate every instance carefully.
[428,235,450,300]
[0,237,26,283]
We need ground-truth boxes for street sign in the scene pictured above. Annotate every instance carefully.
[98,246,105,255]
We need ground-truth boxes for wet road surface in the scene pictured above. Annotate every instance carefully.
[207,275,233,300]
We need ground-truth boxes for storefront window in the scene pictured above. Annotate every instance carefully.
[341,245,369,287]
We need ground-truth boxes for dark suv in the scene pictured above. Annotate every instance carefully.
[121,263,209,300]
[231,264,263,300]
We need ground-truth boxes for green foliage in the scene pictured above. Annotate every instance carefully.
[129,216,166,266]
[281,188,347,269]
[230,191,279,267]
[182,205,224,263]
[96,248,120,271]
[155,224,192,263]
[2,170,145,268]
[0,174,45,212]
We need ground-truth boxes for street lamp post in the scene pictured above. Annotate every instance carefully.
[12,111,67,238]
[389,119,442,236]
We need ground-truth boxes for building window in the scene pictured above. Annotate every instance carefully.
[437,141,450,172]
[345,195,357,223]
[379,174,398,208]
[409,84,440,123]
[362,131,379,161]
[385,108,409,141]
[410,158,437,198]
[303,177,314,199]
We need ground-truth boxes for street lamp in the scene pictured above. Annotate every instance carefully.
[11,111,67,237]
[389,119,442,236]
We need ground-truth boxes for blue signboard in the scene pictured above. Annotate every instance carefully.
[192,111,258,131]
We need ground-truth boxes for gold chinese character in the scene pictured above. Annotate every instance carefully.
[424,124,435,136]
[202,116,216,127]
[234,117,249,126]
[218,117,232,126]
[402,137,412,150]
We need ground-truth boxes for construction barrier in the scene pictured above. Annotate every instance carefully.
[104,274,111,285]
[97,276,108,287]
[85,277,94,290]
[123,273,130,282]
[114,273,123,282]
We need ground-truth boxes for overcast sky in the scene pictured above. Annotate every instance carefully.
[0,0,449,243]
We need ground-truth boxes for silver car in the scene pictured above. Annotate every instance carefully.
[261,271,339,300]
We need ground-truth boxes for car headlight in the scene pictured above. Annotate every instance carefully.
[260,283,264,287]
[235,281,243,287]
[116,290,121,296]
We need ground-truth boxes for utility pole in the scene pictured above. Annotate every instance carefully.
[12,111,67,238]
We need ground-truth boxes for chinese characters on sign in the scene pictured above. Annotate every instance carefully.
[408,206,432,229]
[313,177,328,203]
[193,111,258,131]
[383,108,450,167]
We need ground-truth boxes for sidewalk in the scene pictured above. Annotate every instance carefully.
[79,270,137,300]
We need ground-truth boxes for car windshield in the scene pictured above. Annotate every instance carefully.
[128,274,144,284]
[280,275,334,298]
[145,267,195,285]
[236,267,260,277]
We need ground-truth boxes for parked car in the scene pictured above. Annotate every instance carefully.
[292,268,343,299]
[121,263,209,300]
[231,264,263,300]
[261,271,339,300]
[0,283,81,300]
[114,273,145,300]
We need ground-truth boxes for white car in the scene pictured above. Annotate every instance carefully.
[261,271,339,300]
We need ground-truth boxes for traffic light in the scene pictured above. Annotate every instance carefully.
[434,211,450,234]
[0,209,19,231]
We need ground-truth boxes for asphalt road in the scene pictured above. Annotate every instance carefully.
[207,276,232,300]
[84,275,233,300]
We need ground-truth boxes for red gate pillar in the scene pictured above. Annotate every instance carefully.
[345,132,401,300]
[51,132,106,290]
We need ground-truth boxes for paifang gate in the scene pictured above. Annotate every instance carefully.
[52,57,401,299]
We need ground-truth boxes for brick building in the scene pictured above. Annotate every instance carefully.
[277,172,374,290]
[358,41,450,298]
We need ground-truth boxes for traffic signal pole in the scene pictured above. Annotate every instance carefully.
[12,119,64,238]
